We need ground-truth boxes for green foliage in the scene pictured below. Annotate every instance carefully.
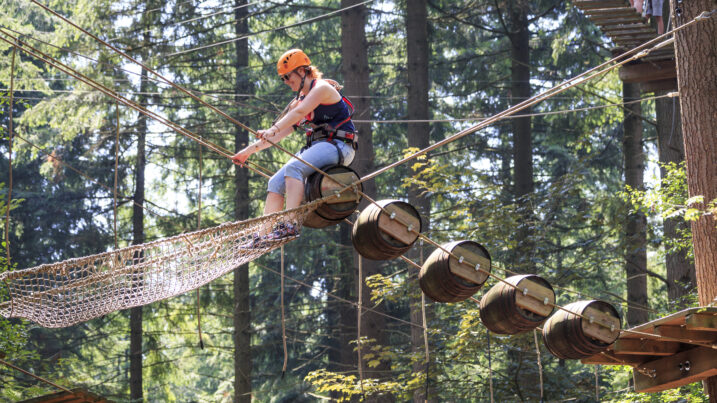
[622,161,717,261]
[305,368,404,402]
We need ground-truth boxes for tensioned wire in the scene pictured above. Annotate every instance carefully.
[15,1,717,358]
[0,89,675,125]
[3,26,647,121]
[105,1,263,43]
[166,0,377,57]
[0,20,692,333]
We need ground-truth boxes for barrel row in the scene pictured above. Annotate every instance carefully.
[303,167,621,360]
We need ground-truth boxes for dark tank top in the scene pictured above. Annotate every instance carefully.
[302,80,355,133]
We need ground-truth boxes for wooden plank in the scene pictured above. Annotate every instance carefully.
[321,172,358,191]
[602,27,655,36]
[612,339,682,356]
[448,244,490,285]
[573,0,629,10]
[377,203,419,246]
[320,171,360,204]
[619,60,676,83]
[592,16,646,25]
[584,7,640,17]
[686,313,717,332]
[608,33,656,40]
[514,278,555,317]
[599,23,652,32]
[617,308,717,339]
[581,306,621,344]
[655,325,717,343]
[633,347,717,393]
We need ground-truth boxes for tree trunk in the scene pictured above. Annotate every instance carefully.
[510,3,534,272]
[341,2,389,401]
[670,0,717,399]
[655,91,696,305]
[130,56,149,403]
[622,81,649,327]
[233,1,252,401]
[507,5,541,401]
[406,1,434,401]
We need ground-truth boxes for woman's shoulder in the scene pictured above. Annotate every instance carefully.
[310,79,342,101]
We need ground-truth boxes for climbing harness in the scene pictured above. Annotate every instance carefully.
[296,79,359,165]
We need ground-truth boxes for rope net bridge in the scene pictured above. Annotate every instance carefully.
[0,205,315,328]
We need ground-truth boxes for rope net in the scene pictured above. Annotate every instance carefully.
[0,204,315,328]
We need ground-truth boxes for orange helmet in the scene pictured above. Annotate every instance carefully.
[277,49,311,75]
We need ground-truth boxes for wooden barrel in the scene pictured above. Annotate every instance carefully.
[351,200,422,260]
[419,241,491,303]
[542,300,621,360]
[479,274,555,335]
[303,165,362,229]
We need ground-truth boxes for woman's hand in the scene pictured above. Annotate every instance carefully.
[256,125,279,140]
[231,148,252,166]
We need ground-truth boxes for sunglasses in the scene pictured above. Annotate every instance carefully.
[281,72,292,82]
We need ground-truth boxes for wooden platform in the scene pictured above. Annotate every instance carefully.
[571,0,676,90]
[581,307,717,393]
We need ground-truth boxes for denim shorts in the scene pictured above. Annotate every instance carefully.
[267,140,356,195]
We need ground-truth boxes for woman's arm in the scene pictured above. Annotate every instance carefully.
[272,82,340,132]
[231,125,293,165]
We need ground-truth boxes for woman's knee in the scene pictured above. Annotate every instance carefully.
[284,160,309,181]
[267,173,286,195]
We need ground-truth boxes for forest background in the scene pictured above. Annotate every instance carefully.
[0,0,714,401]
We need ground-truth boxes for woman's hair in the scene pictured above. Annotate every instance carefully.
[304,65,323,80]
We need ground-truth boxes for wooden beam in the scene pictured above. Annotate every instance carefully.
[686,313,717,332]
[377,203,420,246]
[585,7,640,17]
[655,325,717,343]
[619,60,676,83]
[591,16,646,25]
[633,347,717,393]
[612,338,682,356]
[449,244,491,285]
[514,278,555,317]
[600,23,653,31]
[640,79,678,93]
[574,0,629,10]
[582,306,622,344]
[603,28,655,36]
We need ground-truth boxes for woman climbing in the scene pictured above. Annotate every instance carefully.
[232,49,358,241]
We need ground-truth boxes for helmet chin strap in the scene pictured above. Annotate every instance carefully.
[296,67,308,100]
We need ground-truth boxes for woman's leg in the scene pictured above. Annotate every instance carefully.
[266,165,288,215]
[282,141,343,207]
[285,177,304,210]
[264,191,285,215]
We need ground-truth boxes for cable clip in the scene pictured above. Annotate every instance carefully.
[458,256,464,264]
[523,288,529,296]
[543,297,549,305]
[695,11,711,22]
